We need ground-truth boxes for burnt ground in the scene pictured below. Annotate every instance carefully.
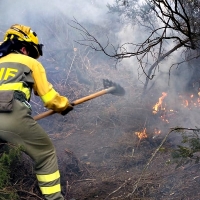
[9,121,200,200]
[51,118,200,200]
[2,60,200,200]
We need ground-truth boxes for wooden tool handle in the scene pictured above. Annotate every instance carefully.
[72,88,114,105]
[33,87,115,121]
[33,110,55,121]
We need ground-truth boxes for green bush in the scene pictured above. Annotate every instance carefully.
[0,144,22,200]
[171,131,200,168]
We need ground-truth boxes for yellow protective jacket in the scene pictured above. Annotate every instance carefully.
[0,53,70,112]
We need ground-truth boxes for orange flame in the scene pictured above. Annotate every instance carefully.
[154,128,161,135]
[182,99,189,107]
[152,128,162,139]
[180,93,200,108]
[135,128,147,140]
[153,92,167,114]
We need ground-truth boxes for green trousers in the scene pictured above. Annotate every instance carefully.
[0,99,64,200]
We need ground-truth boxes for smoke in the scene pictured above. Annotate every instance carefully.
[0,0,115,27]
[114,7,200,130]
[0,0,120,73]
[0,0,198,129]
[0,0,199,135]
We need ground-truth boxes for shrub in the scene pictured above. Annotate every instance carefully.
[0,143,22,200]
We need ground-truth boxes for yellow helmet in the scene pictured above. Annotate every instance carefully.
[4,24,43,59]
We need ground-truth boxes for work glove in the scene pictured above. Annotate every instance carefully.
[61,103,74,116]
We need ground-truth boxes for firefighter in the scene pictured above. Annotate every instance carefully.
[0,24,73,200]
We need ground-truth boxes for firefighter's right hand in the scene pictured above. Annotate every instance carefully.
[61,104,74,115]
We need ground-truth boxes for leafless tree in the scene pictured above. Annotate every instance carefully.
[70,0,200,90]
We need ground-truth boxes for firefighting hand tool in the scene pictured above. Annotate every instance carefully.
[33,79,125,121]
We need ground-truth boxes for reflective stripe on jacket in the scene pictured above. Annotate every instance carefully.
[0,53,70,112]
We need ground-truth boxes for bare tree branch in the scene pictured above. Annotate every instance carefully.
[69,0,200,90]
